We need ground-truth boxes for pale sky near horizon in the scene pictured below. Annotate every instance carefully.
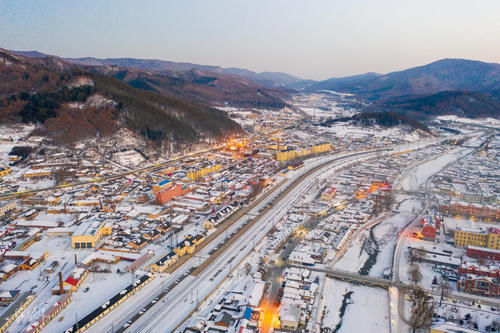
[1,0,499,80]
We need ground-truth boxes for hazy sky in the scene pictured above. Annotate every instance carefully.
[1,0,500,80]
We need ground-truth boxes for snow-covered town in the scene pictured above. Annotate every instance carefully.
[0,90,497,333]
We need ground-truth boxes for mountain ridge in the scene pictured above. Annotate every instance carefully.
[11,50,304,88]
[309,58,500,99]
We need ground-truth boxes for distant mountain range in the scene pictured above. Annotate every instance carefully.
[6,49,500,126]
[309,59,500,98]
[87,66,288,109]
[375,90,500,119]
[308,58,500,119]
[12,50,290,109]
[12,50,303,89]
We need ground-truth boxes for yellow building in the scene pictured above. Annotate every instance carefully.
[0,201,16,219]
[46,208,66,215]
[276,149,296,161]
[71,221,112,248]
[159,166,176,176]
[23,169,51,178]
[148,207,170,219]
[47,197,60,206]
[279,303,301,331]
[267,144,289,151]
[186,164,221,181]
[174,240,195,256]
[295,148,312,158]
[70,199,100,207]
[192,234,205,246]
[91,185,101,192]
[487,230,500,249]
[70,273,154,332]
[203,219,215,230]
[260,176,274,187]
[311,142,331,154]
[288,161,304,170]
[152,179,173,194]
[174,234,204,256]
[62,266,89,292]
[27,293,72,333]
[0,293,34,333]
[46,228,72,237]
[149,251,178,272]
[0,167,11,177]
[454,227,500,249]
[21,196,60,206]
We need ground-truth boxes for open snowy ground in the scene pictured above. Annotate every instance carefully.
[399,148,469,192]
[333,230,369,273]
[320,278,389,332]
[43,260,135,332]
[434,301,499,332]
[437,115,500,127]
[317,122,424,143]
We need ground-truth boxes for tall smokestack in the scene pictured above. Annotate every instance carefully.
[59,272,64,294]
[74,254,77,265]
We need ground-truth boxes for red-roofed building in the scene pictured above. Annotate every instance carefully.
[321,186,336,201]
[466,246,500,261]
[155,184,191,205]
[457,262,500,297]
[421,214,440,240]
[64,277,78,287]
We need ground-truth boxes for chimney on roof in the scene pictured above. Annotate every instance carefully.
[58,271,64,294]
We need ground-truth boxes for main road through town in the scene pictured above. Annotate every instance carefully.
[87,150,381,333]
[80,134,465,333]
[116,136,464,333]
[124,151,384,333]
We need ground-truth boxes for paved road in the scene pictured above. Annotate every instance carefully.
[125,151,384,333]
[48,136,465,333]
[390,134,489,333]
[129,136,468,332]
[79,150,378,333]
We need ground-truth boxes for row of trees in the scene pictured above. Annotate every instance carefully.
[406,261,450,333]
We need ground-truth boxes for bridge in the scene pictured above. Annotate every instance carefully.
[291,264,500,308]
[290,264,400,289]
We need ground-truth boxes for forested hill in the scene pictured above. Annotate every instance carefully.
[0,48,242,145]
[319,111,430,133]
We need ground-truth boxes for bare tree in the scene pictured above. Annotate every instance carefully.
[408,264,423,285]
[407,247,426,264]
[407,284,435,333]
[437,276,451,307]
[244,262,252,275]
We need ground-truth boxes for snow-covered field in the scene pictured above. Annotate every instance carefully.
[437,115,500,127]
[320,278,389,332]
[43,262,134,332]
[0,125,35,164]
[399,148,468,192]
[113,149,146,167]
[318,122,424,143]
